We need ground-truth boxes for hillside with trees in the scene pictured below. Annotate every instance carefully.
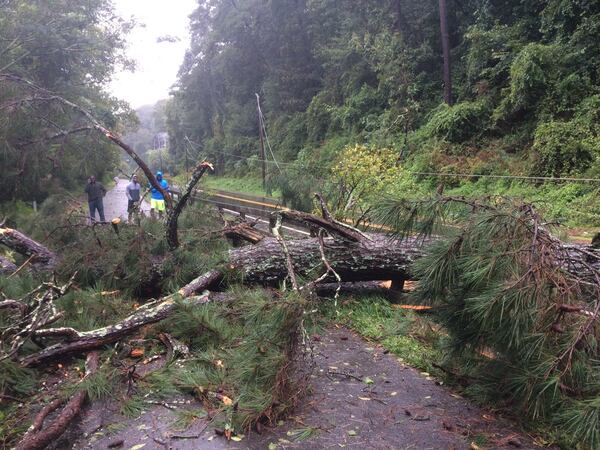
[167,0,600,224]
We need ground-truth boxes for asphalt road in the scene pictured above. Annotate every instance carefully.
[103,177,151,221]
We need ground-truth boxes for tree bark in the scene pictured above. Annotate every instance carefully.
[0,227,56,271]
[165,161,213,250]
[438,0,453,105]
[223,221,269,245]
[228,234,427,284]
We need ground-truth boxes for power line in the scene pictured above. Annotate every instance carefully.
[410,172,600,183]
[183,135,600,184]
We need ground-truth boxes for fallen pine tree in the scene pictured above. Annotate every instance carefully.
[3,198,600,368]
[3,194,600,448]
[375,195,600,449]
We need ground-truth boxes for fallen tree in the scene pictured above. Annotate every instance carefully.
[5,198,600,371]
[228,233,425,284]
[20,270,223,367]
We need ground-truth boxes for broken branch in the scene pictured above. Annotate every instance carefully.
[14,351,100,450]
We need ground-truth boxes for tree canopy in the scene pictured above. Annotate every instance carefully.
[0,0,135,202]
[167,0,600,215]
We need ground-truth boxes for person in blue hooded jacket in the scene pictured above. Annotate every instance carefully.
[149,171,169,219]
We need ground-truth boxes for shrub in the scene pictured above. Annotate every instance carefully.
[306,94,333,144]
[531,120,598,177]
[425,101,488,143]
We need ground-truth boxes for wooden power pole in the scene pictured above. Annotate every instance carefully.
[438,0,453,105]
[256,94,266,190]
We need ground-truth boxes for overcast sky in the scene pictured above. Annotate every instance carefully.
[109,0,197,109]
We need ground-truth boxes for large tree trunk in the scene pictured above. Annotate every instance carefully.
[228,234,427,284]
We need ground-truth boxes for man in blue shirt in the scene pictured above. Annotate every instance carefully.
[150,171,169,219]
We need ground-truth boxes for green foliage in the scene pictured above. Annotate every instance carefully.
[425,101,489,143]
[502,43,559,115]
[165,0,600,226]
[53,289,137,332]
[327,144,423,219]
[61,359,121,402]
[21,200,228,297]
[377,196,600,447]
[145,289,310,433]
[0,359,37,398]
[0,0,135,202]
[531,120,597,177]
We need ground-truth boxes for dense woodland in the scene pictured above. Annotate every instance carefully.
[1,1,600,449]
[0,0,137,203]
[167,0,600,223]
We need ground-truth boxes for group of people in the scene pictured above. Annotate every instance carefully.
[85,172,170,223]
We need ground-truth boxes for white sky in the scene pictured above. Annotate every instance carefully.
[109,0,197,108]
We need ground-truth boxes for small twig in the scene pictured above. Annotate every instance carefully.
[145,400,177,410]
[171,434,201,439]
[327,370,363,382]
[8,254,35,278]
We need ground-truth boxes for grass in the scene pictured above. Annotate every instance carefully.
[320,295,443,372]
[202,175,281,198]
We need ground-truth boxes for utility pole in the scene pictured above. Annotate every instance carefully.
[438,0,452,105]
[256,93,266,190]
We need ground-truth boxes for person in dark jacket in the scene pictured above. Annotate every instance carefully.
[85,176,106,223]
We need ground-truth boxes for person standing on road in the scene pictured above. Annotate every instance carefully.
[85,175,106,223]
[126,175,142,223]
[149,171,169,219]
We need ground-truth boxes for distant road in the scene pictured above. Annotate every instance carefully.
[103,177,150,221]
